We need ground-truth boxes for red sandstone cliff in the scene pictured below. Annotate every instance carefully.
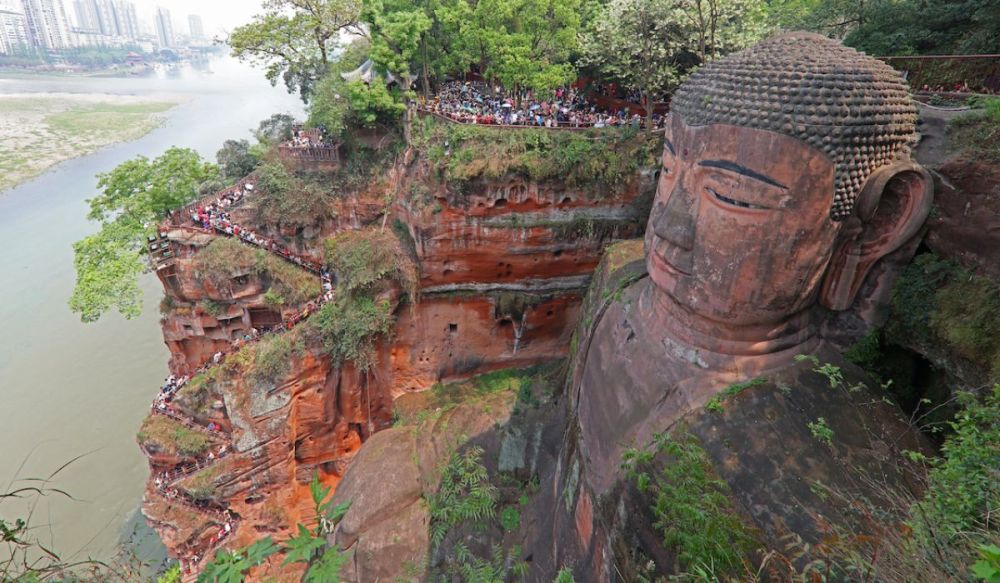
[138,127,658,578]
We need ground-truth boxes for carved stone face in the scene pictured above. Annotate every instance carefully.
[644,113,841,327]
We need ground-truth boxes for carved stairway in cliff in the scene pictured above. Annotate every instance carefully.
[143,181,335,576]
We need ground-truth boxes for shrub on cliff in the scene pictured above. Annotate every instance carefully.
[888,253,1000,378]
[306,295,394,370]
[621,432,757,576]
[250,331,304,386]
[950,100,1000,164]
[253,160,334,227]
[323,229,418,301]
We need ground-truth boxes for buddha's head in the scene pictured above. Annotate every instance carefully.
[645,33,932,341]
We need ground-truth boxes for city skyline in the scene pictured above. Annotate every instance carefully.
[0,0,222,54]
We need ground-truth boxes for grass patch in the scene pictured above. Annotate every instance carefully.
[392,364,556,428]
[888,253,1000,377]
[705,377,767,413]
[44,101,174,134]
[249,330,304,386]
[621,432,757,575]
[137,415,213,457]
[949,98,1000,163]
[194,237,320,306]
[173,369,220,415]
[178,459,230,502]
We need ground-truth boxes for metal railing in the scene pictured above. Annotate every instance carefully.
[880,54,1000,94]
[278,144,340,163]
[416,108,664,133]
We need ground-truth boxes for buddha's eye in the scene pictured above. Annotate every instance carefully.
[706,187,768,210]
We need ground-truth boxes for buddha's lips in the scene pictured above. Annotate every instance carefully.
[650,238,692,277]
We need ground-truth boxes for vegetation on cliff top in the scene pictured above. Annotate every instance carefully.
[302,228,419,370]
[411,115,660,195]
[137,415,214,457]
[323,228,418,300]
[249,331,305,387]
[950,98,1000,164]
[193,237,321,307]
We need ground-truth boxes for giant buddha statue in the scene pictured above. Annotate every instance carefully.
[563,32,935,576]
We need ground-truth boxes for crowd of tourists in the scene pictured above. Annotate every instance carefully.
[420,81,665,129]
[287,125,334,148]
[191,203,325,276]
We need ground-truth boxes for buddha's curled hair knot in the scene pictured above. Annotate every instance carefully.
[671,32,919,220]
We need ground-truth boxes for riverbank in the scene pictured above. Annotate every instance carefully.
[0,92,181,193]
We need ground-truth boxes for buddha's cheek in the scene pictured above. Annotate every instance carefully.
[687,211,826,321]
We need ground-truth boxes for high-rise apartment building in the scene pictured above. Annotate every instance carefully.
[187,13,203,42]
[72,0,96,31]
[0,6,29,54]
[153,6,171,47]
[113,0,136,40]
[20,0,71,49]
[72,0,135,40]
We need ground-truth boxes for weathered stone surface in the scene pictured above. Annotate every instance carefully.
[925,158,1000,280]
[352,498,430,583]
[333,428,422,548]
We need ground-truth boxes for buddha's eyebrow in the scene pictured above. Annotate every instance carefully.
[664,138,675,155]
[698,160,788,190]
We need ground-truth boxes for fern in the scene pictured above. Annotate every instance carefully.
[428,446,498,547]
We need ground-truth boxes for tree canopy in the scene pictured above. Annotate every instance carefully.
[580,0,767,123]
[229,0,364,100]
[70,148,217,323]
[216,139,261,181]
[435,0,582,96]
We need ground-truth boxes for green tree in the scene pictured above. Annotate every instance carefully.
[361,0,433,90]
[436,0,581,98]
[69,148,217,322]
[345,79,408,128]
[229,0,364,100]
[580,0,684,126]
[215,139,260,181]
[671,0,768,63]
[255,113,297,145]
[307,38,381,135]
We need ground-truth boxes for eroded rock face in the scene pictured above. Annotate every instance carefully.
[925,158,1000,280]
[141,151,655,576]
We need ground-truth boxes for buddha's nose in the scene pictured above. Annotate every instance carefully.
[652,178,696,251]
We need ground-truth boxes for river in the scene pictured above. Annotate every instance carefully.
[0,56,304,567]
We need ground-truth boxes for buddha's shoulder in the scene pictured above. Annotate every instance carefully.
[577,241,647,325]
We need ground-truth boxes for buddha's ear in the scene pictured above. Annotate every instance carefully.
[820,161,934,311]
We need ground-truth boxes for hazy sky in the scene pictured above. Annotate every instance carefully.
[129,0,264,37]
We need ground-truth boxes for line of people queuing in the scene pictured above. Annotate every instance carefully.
[421,81,666,129]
